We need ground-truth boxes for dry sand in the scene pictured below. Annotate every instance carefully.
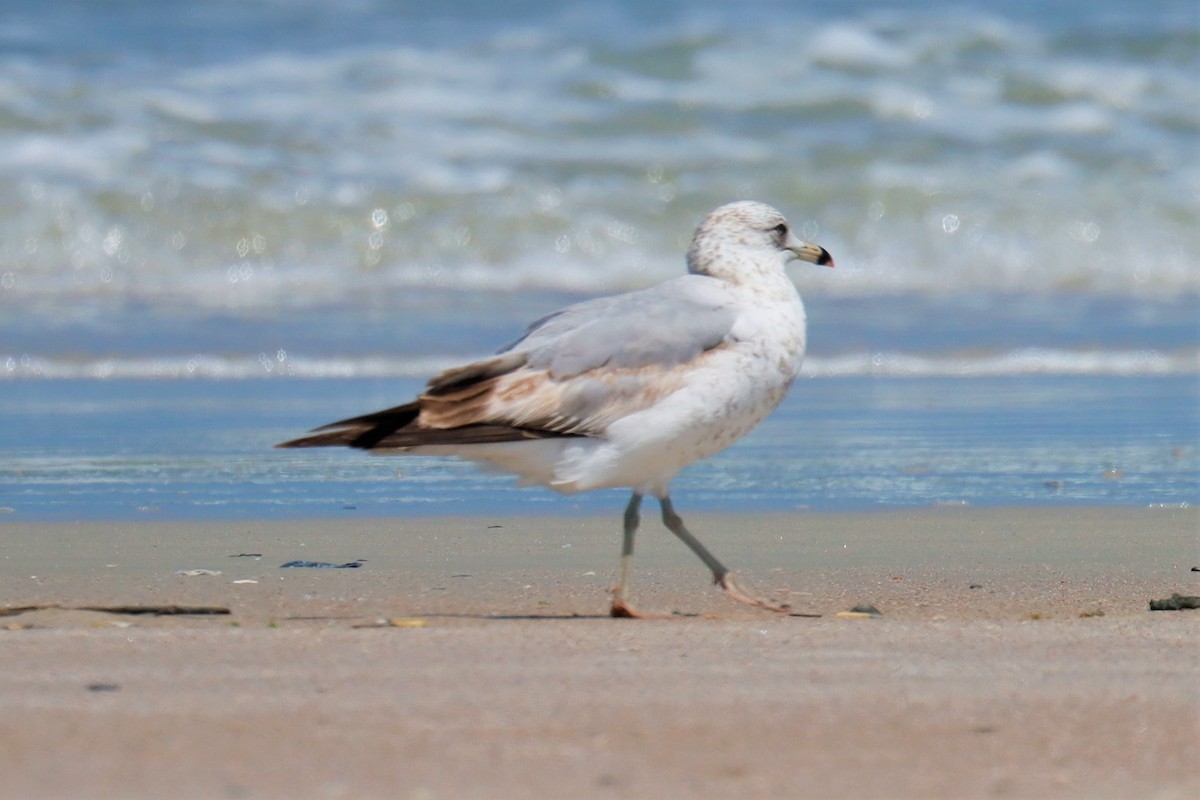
[1,506,1197,799]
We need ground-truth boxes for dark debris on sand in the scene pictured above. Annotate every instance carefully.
[1148,594,1200,611]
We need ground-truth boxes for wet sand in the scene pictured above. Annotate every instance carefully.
[1,506,1197,799]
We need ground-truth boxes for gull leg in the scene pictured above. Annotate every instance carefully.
[610,492,644,618]
[658,495,790,613]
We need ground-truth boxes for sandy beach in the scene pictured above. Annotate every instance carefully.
[3,3,1197,799]
[1,506,1197,799]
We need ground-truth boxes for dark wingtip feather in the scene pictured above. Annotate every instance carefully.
[276,401,421,450]
[309,401,421,433]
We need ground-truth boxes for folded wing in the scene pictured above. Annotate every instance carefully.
[277,274,738,451]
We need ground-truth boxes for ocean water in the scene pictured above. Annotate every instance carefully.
[1,0,1197,521]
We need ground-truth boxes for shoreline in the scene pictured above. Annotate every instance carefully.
[3,506,1194,622]
[2,506,1197,799]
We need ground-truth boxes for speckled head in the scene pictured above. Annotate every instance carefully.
[686,201,833,282]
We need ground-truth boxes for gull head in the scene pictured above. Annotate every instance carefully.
[686,201,834,281]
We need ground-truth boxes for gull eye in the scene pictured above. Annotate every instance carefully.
[771,223,788,237]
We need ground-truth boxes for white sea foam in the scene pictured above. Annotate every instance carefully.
[808,23,914,72]
[0,1,1195,315]
[4,348,1195,381]
[803,349,1199,378]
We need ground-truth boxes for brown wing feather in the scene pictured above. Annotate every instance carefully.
[425,352,528,395]
[276,341,721,452]
[275,354,578,451]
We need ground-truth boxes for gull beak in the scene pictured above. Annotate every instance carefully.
[786,233,835,268]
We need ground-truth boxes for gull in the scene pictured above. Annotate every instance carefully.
[278,201,833,617]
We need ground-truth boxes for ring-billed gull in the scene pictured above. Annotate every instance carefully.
[278,201,834,617]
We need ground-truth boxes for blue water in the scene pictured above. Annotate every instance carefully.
[1,373,1195,521]
[1,1,1197,520]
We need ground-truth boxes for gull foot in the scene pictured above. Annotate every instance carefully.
[719,573,791,613]
[610,597,645,618]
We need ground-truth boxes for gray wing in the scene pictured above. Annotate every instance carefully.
[503,274,738,379]
[278,274,741,449]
